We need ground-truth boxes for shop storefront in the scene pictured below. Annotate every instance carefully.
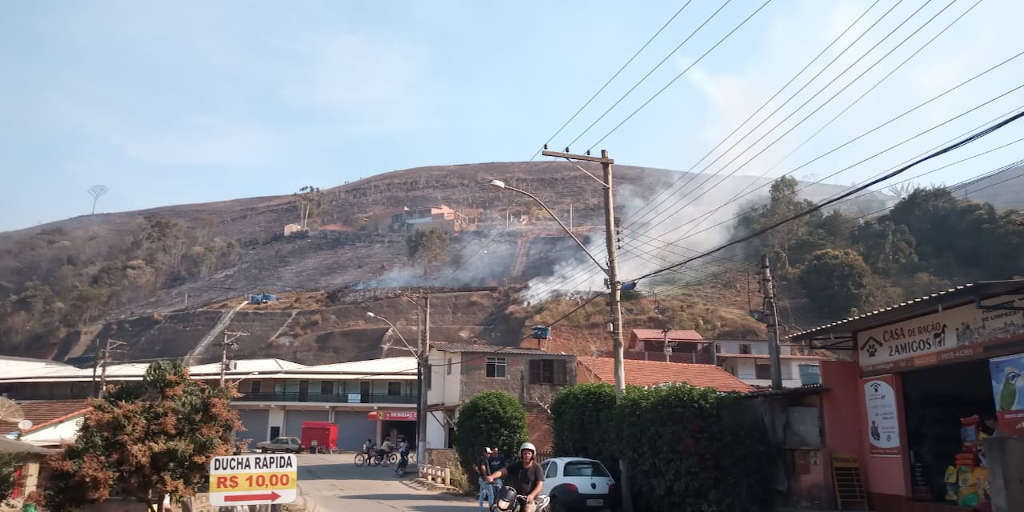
[793,281,1024,512]
[368,409,417,448]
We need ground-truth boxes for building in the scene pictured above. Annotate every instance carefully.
[625,330,830,388]
[715,339,830,388]
[425,343,577,454]
[627,328,711,362]
[0,356,419,451]
[576,356,753,393]
[789,280,1024,511]
[0,399,91,448]
[368,205,475,233]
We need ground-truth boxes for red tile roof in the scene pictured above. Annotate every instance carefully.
[0,399,91,434]
[631,329,703,342]
[577,357,752,393]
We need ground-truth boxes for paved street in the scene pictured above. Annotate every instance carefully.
[296,454,478,512]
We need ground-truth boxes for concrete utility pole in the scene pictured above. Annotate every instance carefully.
[419,294,430,466]
[540,148,632,512]
[760,254,783,390]
[220,330,250,386]
[97,338,126,398]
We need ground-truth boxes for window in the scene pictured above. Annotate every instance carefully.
[426,365,432,390]
[249,381,261,393]
[715,343,721,353]
[564,460,610,477]
[447,357,453,375]
[545,461,558,479]
[755,363,771,379]
[529,359,567,385]
[485,357,507,378]
[740,344,752,354]
[320,381,333,395]
[387,382,402,396]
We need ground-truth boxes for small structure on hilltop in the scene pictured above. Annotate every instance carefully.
[366,205,476,234]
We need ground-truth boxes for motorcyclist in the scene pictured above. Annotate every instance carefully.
[485,442,545,511]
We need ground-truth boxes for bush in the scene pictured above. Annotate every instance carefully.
[552,384,775,512]
[453,391,528,489]
[798,249,871,318]
[551,383,619,478]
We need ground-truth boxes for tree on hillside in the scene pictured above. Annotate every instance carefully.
[852,220,918,275]
[736,176,817,269]
[295,185,323,229]
[406,228,450,274]
[798,249,871,318]
[453,391,527,488]
[46,361,240,511]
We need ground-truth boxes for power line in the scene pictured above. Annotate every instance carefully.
[619,0,885,231]
[624,0,954,241]
[629,109,1024,283]
[561,0,740,151]
[639,0,991,248]
[582,0,776,152]
[629,77,1024,256]
[528,1,695,161]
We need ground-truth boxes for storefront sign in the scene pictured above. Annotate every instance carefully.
[989,353,1024,437]
[209,454,297,506]
[856,294,1024,373]
[367,410,417,421]
[863,376,901,456]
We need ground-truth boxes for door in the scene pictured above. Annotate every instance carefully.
[269,426,281,440]
[299,381,309,402]
[336,411,377,450]
[236,410,270,444]
[360,382,371,403]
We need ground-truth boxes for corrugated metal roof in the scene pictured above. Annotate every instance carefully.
[431,343,573,356]
[789,280,1024,341]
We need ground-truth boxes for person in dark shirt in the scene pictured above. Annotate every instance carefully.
[485,442,544,511]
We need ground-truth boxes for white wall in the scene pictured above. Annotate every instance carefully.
[716,341,791,356]
[268,407,284,438]
[21,416,84,447]
[426,411,447,451]
[427,351,461,406]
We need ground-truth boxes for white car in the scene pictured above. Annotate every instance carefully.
[539,457,616,511]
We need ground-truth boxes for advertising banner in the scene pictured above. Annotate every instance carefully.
[863,375,901,456]
[209,454,297,506]
[856,294,1024,373]
[989,353,1024,437]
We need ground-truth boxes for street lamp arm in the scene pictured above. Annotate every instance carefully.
[367,313,419,357]
[503,184,609,275]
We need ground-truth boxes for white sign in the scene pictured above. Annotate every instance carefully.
[209,454,297,506]
[856,294,1024,369]
[863,378,900,455]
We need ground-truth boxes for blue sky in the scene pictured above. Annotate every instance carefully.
[2,0,1023,232]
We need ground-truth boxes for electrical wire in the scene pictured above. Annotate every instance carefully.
[528,0,695,161]
[629,109,1024,283]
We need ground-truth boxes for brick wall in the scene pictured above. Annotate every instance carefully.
[458,353,576,407]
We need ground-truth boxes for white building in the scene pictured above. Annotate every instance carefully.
[714,339,829,388]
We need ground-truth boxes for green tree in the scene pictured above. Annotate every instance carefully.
[852,220,918,275]
[799,249,872,317]
[46,361,240,511]
[453,391,527,487]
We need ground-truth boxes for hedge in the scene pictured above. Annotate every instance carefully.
[551,383,775,512]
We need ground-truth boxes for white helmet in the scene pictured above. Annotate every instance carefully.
[519,442,536,455]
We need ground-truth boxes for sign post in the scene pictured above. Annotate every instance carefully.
[209,454,297,507]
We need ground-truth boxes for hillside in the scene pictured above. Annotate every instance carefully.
[0,161,889,362]
[955,159,1024,210]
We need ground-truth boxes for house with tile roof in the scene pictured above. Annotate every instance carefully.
[0,399,91,448]
[576,356,752,393]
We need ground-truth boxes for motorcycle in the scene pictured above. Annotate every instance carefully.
[490,486,550,512]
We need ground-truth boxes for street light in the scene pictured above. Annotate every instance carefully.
[366,310,427,468]
[488,179,607,274]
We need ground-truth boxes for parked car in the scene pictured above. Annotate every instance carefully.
[255,436,302,453]
[540,457,616,511]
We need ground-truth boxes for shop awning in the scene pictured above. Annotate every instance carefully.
[789,280,1024,345]
[367,410,417,421]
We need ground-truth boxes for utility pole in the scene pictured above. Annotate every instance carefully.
[761,254,783,390]
[569,202,574,233]
[662,328,671,362]
[541,148,632,512]
[97,338,126,398]
[220,330,250,386]
[418,294,430,466]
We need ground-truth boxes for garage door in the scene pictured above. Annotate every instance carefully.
[236,409,269,444]
[284,410,329,440]
[336,411,377,450]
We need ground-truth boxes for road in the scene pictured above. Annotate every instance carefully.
[296,454,478,512]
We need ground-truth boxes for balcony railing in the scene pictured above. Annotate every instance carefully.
[235,392,418,404]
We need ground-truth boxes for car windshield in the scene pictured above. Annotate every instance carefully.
[563,461,610,477]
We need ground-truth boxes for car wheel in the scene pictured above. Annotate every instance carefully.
[260,448,267,453]
[549,497,567,512]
